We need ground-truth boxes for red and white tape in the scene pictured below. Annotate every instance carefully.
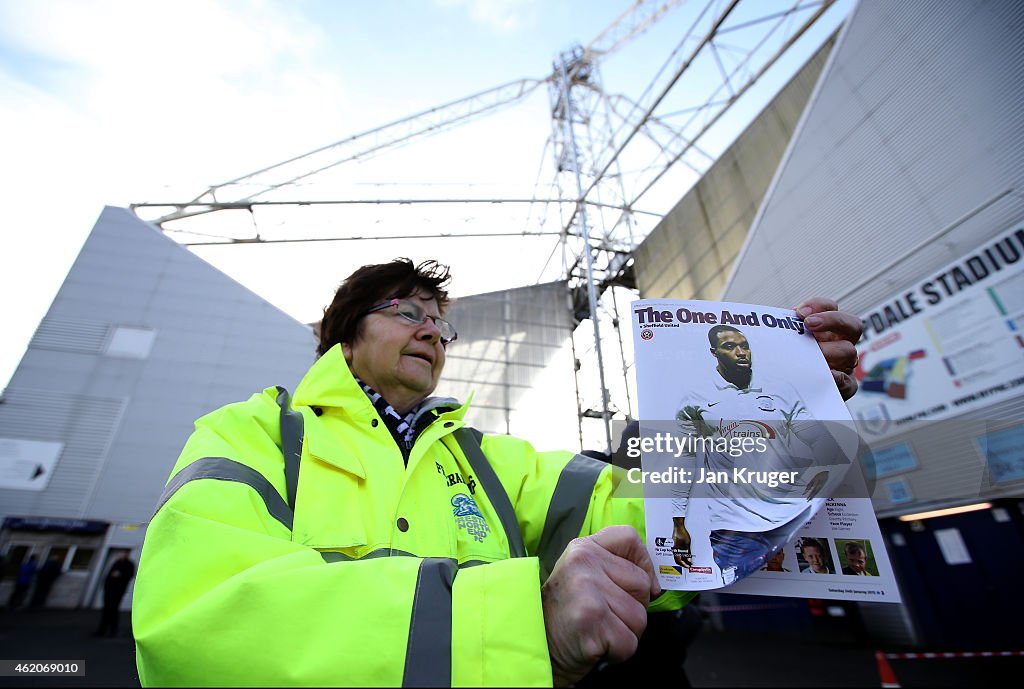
[885,650,1024,660]
[700,603,799,613]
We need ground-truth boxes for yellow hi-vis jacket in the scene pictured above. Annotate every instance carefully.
[133,345,686,687]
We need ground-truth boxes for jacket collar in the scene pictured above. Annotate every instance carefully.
[292,344,469,422]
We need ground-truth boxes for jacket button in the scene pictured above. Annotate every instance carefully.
[312,407,323,417]
[396,517,409,532]
[444,421,454,428]
[371,419,379,427]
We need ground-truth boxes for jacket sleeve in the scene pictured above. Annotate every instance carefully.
[479,434,692,613]
[133,399,553,687]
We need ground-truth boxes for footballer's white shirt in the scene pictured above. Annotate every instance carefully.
[671,372,844,532]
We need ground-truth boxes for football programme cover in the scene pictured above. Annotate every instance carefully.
[629,299,900,602]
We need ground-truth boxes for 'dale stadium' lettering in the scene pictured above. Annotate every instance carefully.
[862,228,1024,342]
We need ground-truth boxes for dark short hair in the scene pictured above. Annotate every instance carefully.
[708,325,743,348]
[844,541,866,557]
[801,537,824,554]
[317,258,452,357]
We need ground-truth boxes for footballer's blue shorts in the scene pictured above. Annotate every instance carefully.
[709,506,813,584]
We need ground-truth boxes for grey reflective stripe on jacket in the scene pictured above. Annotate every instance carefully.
[275,386,304,511]
[536,453,609,581]
[154,456,294,532]
[320,549,488,571]
[403,557,458,687]
[153,388,304,531]
[320,548,417,563]
[452,427,526,559]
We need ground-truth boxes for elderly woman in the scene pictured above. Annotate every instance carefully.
[133,258,861,687]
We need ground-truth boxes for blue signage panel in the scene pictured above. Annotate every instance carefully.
[865,441,918,479]
[884,477,914,504]
[977,426,1024,483]
[2,516,109,534]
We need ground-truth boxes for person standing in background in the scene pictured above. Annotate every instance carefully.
[7,555,37,610]
[29,554,62,607]
[95,552,135,637]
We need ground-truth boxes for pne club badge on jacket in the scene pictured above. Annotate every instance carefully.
[451,493,491,542]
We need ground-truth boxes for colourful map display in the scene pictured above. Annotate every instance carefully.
[858,350,926,399]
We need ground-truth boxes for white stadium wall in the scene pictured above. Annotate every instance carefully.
[0,206,317,608]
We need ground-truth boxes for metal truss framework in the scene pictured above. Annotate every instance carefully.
[549,0,836,449]
[132,0,840,451]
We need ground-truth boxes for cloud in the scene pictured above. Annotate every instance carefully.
[0,0,319,79]
[0,0,363,387]
[0,0,557,389]
[0,0,360,187]
[434,0,542,32]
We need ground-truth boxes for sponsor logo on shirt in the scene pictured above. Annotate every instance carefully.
[718,419,777,439]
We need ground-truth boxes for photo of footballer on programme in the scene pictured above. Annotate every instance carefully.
[667,323,851,585]
[759,548,792,573]
[632,300,861,591]
[837,539,878,576]
[797,537,835,575]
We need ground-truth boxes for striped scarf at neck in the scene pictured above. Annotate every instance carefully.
[357,379,419,454]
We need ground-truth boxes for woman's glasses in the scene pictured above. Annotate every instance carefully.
[364,298,458,345]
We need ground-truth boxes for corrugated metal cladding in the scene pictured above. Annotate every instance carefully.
[632,34,836,300]
[1,206,315,538]
[868,397,1024,518]
[0,389,124,517]
[442,281,579,451]
[719,0,1024,514]
[724,0,1024,315]
[28,318,110,354]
